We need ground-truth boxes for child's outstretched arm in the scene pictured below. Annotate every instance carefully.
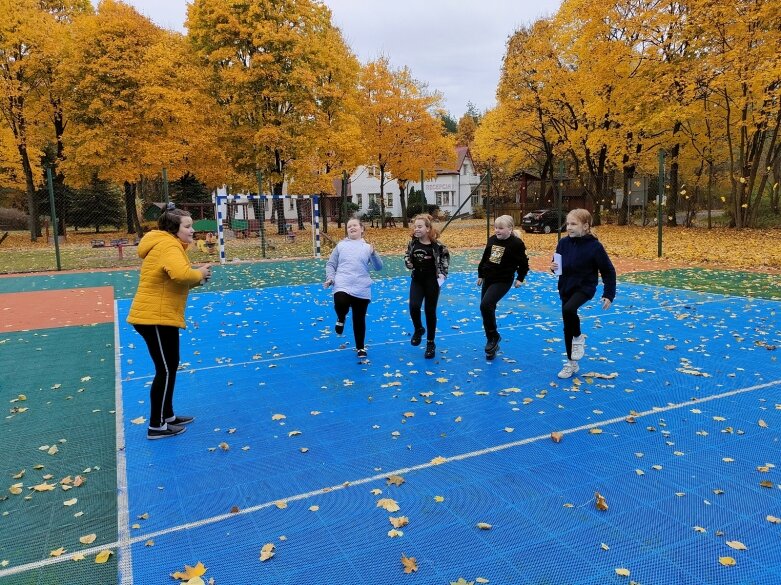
[597,245,617,308]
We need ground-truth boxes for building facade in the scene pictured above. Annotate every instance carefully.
[342,147,481,219]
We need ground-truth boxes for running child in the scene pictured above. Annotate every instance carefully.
[476,214,529,360]
[404,214,450,359]
[550,208,616,379]
[324,217,383,359]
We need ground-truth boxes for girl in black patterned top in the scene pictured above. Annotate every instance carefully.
[404,214,450,359]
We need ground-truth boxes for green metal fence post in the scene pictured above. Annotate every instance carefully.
[557,158,564,243]
[46,167,61,271]
[483,168,490,239]
[657,149,665,257]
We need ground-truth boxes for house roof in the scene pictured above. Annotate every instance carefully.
[436,146,471,174]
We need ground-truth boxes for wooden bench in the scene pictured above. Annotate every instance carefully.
[92,238,136,258]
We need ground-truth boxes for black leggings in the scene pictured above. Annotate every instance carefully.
[333,291,371,350]
[561,291,590,359]
[133,324,180,428]
[409,277,440,341]
[480,280,513,334]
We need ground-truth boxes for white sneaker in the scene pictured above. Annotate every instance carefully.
[571,335,586,360]
[557,361,580,379]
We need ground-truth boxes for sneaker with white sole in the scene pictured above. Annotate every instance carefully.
[557,361,580,379]
[147,423,186,440]
[571,335,585,360]
[357,348,368,358]
[165,415,194,426]
[335,321,345,335]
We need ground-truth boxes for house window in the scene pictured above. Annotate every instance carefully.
[367,165,378,178]
[436,191,452,206]
[386,193,393,208]
[369,193,380,206]
[356,194,363,209]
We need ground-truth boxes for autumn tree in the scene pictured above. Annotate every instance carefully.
[358,57,453,228]
[0,0,59,239]
[60,0,164,235]
[188,0,358,235]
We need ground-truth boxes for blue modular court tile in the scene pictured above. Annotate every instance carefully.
[514,492,607,536]
[235,475,306,510]
[605,503,693,557]
[130,527,195,583]
[659,532,780,585]
[720,514,781,568]
[177,484,246,522]
[504,536,594,584]
[578,553,707,585]
[651,492,744,532]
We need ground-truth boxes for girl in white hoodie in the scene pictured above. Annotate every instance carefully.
[324,218,383,358]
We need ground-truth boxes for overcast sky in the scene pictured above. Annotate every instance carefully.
[110,0,563,117]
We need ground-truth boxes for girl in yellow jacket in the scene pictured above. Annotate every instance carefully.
[127,206,212,440]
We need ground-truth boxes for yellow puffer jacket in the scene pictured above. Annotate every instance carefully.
[127,230,204,329]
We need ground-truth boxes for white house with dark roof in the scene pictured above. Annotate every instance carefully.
[340,146,481,218]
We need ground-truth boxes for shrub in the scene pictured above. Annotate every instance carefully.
[0,207,30,230]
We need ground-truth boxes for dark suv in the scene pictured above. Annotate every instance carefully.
[521,209,565,234]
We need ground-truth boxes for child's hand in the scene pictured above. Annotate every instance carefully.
[323,279,333,289]
[513,279,522,288]
[601,297,612,310]
[549,261,559,273]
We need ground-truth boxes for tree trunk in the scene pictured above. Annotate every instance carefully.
[397,179,408,228]
[379,165,387,228]
[124,181,142,235]
[618,165,633,226]
[273,181,285,235]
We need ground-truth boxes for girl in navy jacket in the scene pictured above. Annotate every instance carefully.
[550,209,616,379]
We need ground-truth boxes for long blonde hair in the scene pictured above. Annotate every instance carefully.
[411,214,439,241]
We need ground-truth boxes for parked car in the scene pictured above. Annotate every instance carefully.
[521,209,565,234]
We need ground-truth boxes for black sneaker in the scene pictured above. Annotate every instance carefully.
[147,423,186,440]
[484,332,501,353]
[424,341,436,359]
[166,415,194,426]
[357,348,368,358]
[410,327,425,346]
[335,321,344,335]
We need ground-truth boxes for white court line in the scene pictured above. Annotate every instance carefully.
[114,307,133,585]
[3,376,778,580]
[122,294,730,382]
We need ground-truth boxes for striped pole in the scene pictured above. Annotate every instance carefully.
[313,196,321,259]
[216,193,226,265]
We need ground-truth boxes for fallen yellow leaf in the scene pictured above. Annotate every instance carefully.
[377,498,400,512]
[595,492,608,511]
[476,522,492,530]
[401,553,418,574]
[550,432,563,443]
[171,561,206,579]
[719,556,736,566]
[79,534,97,545]
[726,541,747,551]
[95,550,113,564]
[259,543,275,562]
[615,567,630,577]
[50,547,66,557]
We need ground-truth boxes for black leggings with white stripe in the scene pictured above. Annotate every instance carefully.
[133,324,180,428]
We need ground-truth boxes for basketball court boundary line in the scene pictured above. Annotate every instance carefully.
[3,376,778,579]
[114,304,133,585]
[122,293,731,382]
